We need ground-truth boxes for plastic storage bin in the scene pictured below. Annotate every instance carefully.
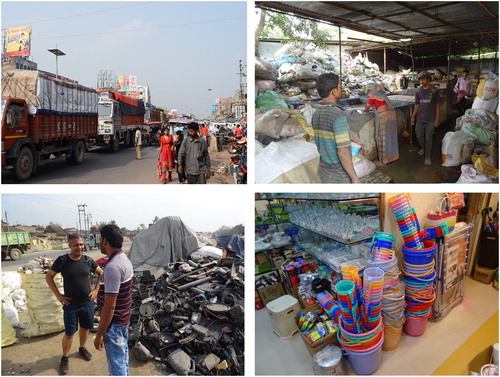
[266,295,301,339]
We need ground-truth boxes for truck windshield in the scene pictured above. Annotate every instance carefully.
[98,102,112,117]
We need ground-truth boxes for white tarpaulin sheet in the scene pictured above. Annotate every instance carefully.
[128,217,205,271]
[1,70,97,114]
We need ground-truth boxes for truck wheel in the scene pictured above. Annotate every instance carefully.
[111,135,119,153]
[124,131,131,146]
[15,147,34,181]
[9,248,22,261]
[70,140,86,165]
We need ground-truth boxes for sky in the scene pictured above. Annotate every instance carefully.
[1,192,245,232]
[1,1,247,118]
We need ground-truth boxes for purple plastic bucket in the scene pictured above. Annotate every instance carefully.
[345,336,383,375]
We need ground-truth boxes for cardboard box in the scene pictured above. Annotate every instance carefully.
[298,327,339,356]
[468,345,494,375]
[299,296,321,312]
[257,282,286,306]
[473,264,497,285]
[255,252,269,265]
[284,283,301,301]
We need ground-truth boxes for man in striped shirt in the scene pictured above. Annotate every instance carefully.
[312,73,360,183]
[94,225,134,376]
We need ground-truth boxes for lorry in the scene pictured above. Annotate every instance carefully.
[82,233,100,251]
[93,90,146,152]
[144,104,166,145]
[1,70,99,181]
[1,231,32,261]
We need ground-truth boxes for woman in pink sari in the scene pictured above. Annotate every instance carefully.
[157,128,175,183]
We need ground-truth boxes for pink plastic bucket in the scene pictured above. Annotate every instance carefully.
[403,315,427,336]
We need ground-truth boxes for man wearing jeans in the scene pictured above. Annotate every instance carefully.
[94,225,134,376]
[411,71,440,165]
[46,233,102,375]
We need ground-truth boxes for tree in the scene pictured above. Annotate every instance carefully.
[255,8,336,56]
[152,216,160,224]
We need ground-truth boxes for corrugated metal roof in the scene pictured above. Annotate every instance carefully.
[256,1,499,57]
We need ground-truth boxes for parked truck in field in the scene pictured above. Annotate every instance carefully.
[1,231,32,261]
[1,70,98,181]
[93,90,146,152]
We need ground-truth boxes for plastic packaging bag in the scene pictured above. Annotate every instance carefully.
[353,155,376,178]
[255,90,288,111]
[456,164,497,183]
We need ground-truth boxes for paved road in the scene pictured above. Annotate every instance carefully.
[1,241,133,272]
[2,145,234,184]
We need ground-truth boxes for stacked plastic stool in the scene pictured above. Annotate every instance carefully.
[266,295,302,339]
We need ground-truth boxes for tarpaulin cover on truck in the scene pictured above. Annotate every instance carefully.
[112,92,145,116]
[127,216,206,271]
[1,70,97,115]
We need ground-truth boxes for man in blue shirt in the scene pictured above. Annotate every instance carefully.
[411,71,440,165]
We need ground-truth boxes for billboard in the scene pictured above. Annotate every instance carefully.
[117,75,138,92]
[5,26,31,57]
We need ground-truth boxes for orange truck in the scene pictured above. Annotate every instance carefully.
[1,70,98,181]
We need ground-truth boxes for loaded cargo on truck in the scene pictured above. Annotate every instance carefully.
[1,70,98,181]
[1,231,32,261]
[93,90,146,152]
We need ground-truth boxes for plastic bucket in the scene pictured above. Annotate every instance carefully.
[403,315,427,336]
[345,338,383,375]
[382,324,403,351]
[402,241,436,265]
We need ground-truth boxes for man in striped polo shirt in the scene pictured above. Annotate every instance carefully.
[94,225,134,376]
[312,73,360,184]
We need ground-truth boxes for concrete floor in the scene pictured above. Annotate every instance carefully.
[376,113,463,183]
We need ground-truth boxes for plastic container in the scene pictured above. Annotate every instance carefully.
[403,315,427,336]
[266,295,301,339]
[402,241,437,265]
[382,324,403,351]
[313,345,347,375]
[345,337,383,375]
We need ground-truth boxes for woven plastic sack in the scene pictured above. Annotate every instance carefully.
[1,307,17,347]
[482,79,499,100]
[21,273,64,338]
[255,90,288,111]
[442,131,475,167]
[255,108,289,139]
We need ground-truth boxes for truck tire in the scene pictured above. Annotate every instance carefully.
[71,140,86,165]
[15,146,34,181]
[124,131,131,147]
[9,248,22,261]
[111,135,119,153]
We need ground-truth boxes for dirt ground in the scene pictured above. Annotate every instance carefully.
[1,311,164,376]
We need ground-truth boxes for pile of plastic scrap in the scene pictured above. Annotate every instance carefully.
[256,43,401,101]
[129,256,244,375]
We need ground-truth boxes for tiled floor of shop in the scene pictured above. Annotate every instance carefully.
[255,277,499,375]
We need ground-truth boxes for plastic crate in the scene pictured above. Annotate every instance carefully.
[266,295,301,339]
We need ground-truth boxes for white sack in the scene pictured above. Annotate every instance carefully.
[441,131,455,164]
[255,139,320,183]
[21,273,64,338]
[3,303,19,327]
[1,272,22,291]
[472,96,499,113]
[442,131,475,167]
[482,79,499,100]
[255,108,290,139]
[456,164,497,183]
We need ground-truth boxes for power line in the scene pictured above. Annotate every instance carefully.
[2,2,155,29]
[38,17,245,40]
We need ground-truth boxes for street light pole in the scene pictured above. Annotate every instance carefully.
[48,47,65,79]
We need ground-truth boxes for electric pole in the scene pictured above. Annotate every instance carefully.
[77,204,87,232]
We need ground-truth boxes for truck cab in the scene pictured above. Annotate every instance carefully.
[97,91,122,152]
[1,97,30,171]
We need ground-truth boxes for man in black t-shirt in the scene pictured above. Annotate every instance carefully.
[46,233,103,375]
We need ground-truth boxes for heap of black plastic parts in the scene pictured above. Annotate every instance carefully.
[129,256,244,375]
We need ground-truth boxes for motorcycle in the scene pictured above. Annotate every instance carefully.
[230,145,247,184]
[226,136,247,154]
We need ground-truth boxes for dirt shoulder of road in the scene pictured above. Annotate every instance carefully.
[1,311,163,376]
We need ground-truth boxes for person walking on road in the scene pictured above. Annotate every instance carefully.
[178,122,211,184]
[135,127,142,160]
[94,225,134,376]
[411,71,440,166]
[174,130,186,183]
[158,127,175,183]
[46,233,103,375]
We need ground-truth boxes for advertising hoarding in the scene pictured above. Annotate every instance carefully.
[5,26,31,57]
